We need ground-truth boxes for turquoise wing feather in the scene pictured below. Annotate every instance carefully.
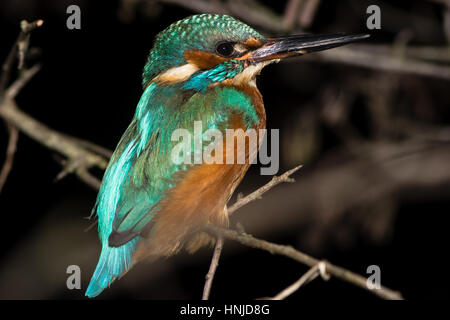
[85,83,171,297]
[86,83,258,297]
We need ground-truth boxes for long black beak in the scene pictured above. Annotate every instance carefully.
[245,33,370,62]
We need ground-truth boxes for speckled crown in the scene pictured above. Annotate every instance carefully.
[142,14,265,87]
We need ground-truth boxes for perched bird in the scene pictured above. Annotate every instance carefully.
[86,13,368,297]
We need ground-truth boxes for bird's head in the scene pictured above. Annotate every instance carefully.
[142,14,368,91]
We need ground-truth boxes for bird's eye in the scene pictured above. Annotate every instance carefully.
[215,42,235,57]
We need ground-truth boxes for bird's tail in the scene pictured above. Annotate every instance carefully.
[85,239,138,298]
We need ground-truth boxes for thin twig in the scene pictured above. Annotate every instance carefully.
[76,167,102,190]
[202,236,224,300]
[0,19,43,96]
[0,124,19,193]
[228,164,302,215]
[268,262,324,300]
[6,64,41,99]
[0,99,108,187]
[0,20,43,194]
[205,226,404,300]
[65,136,113,159]
[0,19,108,190]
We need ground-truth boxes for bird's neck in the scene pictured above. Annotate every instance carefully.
[219,81,266,132]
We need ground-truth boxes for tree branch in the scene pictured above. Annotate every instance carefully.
[228,164,303,215]
[5,64,42,99]
[266,261,326,300]
[0,20,44,194]
[0,99,108,176]
[205,226,403,300]
[202,236,224,300]
[0,21,108,191]
[0,19,43,95]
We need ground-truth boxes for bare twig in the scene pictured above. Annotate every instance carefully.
[228,164,302,215]
[0,100,108,170]
[76,167,102,190]
[202,236,224,300]
[0,99,108,189]
[0,19,107,196]
[0,124,19,193]
[5,64,41,99]
[0,18,113,191]
[0,20,44,194]
[268,261,326,300]
[0,19,43,96]
[65,136,113,159]
[205,226,404,300]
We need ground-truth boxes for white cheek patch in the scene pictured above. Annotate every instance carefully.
[154,63,199,84]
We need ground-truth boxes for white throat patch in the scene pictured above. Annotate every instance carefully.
[227,60,278,87]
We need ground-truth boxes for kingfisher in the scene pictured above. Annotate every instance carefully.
[85,14,368,297]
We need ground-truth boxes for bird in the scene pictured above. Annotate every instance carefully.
[85,13,369,298]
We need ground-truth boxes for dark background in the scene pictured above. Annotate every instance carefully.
[0,0,449,300]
